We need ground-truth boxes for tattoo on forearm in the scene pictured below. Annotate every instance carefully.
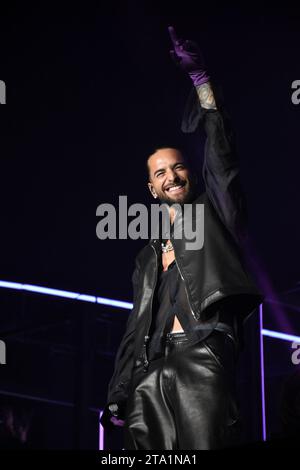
[196,82,217,110]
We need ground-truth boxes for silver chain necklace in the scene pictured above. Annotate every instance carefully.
[161,240,174,253]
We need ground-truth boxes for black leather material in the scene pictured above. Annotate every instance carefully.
[103,106,264,423]
[124,329,241,450]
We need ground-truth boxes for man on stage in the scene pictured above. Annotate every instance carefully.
[100,26,263,450]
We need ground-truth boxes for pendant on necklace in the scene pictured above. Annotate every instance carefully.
[161,241,174,253]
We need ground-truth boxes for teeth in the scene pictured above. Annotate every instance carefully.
[167,185,182,192]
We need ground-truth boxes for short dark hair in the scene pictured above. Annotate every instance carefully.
[146,145,191,181]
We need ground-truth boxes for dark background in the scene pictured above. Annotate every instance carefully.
[0,1,299,449]
[1,2,300,298]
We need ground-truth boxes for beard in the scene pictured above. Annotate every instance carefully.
[157,180,198,206]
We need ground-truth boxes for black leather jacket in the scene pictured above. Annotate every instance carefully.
[100,89,263,428]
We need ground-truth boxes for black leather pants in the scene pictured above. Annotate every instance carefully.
[124,329,241,450]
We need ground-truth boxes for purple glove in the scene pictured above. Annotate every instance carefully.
[168,26,210,87]
[110,416,125,427]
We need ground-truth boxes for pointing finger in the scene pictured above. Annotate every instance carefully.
[168,25,183,46]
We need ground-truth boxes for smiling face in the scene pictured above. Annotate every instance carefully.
[147,147,197,205]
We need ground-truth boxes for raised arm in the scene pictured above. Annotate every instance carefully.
[168,26,247,244]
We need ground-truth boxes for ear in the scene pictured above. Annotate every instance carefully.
[148,182,158,199]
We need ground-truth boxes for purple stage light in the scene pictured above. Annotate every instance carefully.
[99,410,104,450]
[0,280,133,310]
[259,304,267,441]
[2,279,300,447]
[262,329,300,343]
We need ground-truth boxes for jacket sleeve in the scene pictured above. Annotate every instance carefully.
[100,257,141,428]
[181,86,248,245]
